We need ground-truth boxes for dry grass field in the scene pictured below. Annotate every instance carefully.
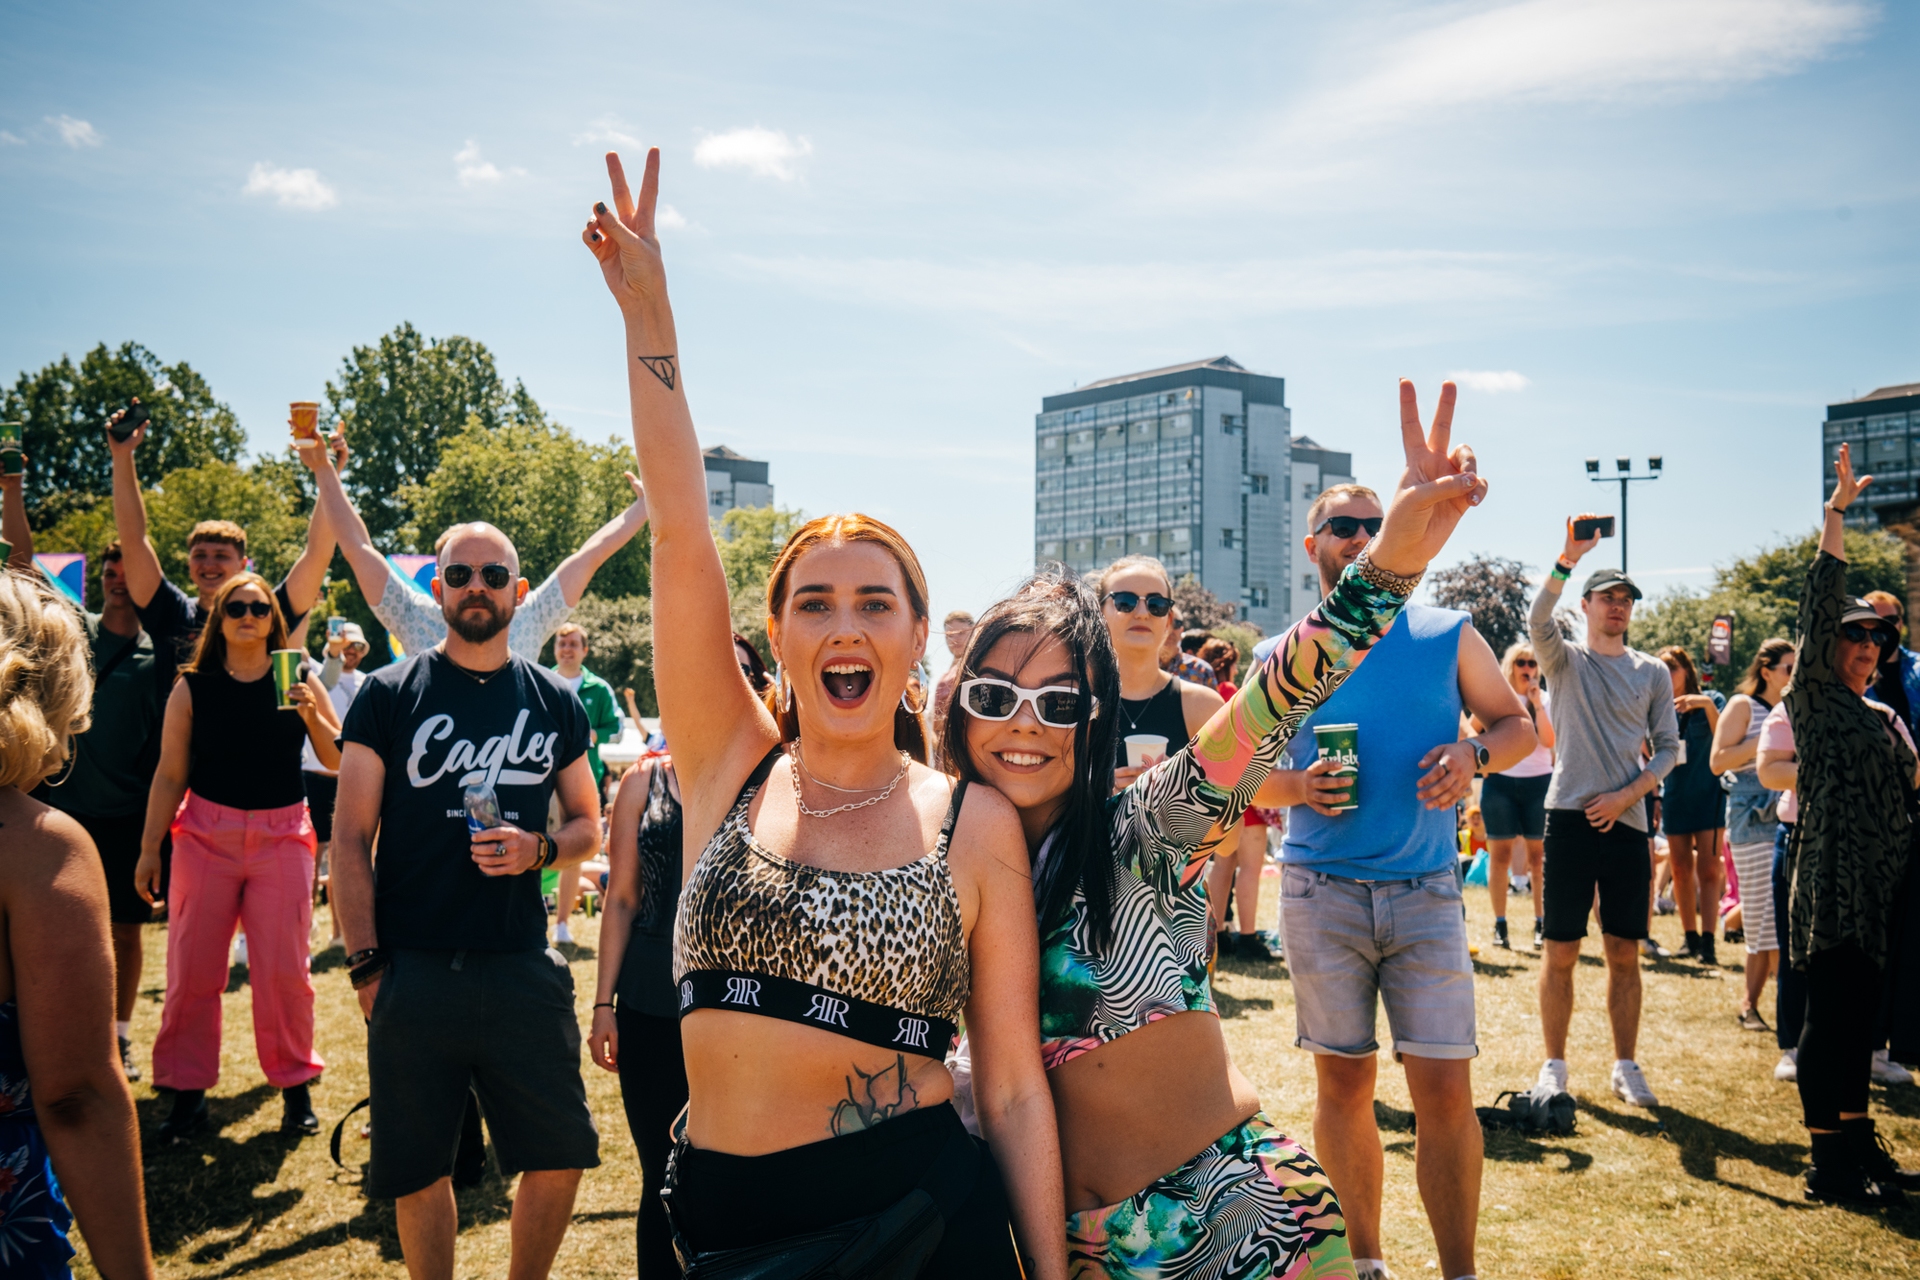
[74,883,1920,1278]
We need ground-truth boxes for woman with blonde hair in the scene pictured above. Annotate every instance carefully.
[585,149,1065,1276]
[0,569,155,1277]
[1472,641,1555,949]
[136,572,341,1141]
[1709,637,1795,1032]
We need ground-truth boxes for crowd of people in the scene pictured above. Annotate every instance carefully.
[0,145,1913,1279]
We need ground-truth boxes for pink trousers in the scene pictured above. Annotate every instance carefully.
[152,793,325,1091]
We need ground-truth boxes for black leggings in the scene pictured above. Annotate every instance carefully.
[667,1102,1021,1278]
[1797,943,1883,1130]
[616,1008,690,1278]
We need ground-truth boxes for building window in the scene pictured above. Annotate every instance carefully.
[1220,528,1243,550]
[1247,473,1269,495]
[1243,586,1269,609]
[1301,481,1317,501]
[1303,574,1317,592]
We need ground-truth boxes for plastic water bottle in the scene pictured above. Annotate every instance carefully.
[464,781,503,836]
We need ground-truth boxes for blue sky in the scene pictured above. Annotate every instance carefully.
[4,0,1916,659]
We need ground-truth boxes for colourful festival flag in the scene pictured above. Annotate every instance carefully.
[387,554,437,596]
[33,553,86,606]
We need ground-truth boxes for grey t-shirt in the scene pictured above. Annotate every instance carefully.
[1528,585,1680,833]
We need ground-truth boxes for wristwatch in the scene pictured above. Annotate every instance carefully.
[1467,738,1491,770]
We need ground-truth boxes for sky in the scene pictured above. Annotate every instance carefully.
[4,0,1916,672]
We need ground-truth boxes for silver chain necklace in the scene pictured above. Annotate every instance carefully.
[789,743,911,819]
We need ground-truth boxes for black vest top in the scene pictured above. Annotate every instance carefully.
[617,759,685,1018]
[184,665,310,811]
[1113,676,1192,768]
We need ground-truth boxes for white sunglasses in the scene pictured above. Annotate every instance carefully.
[957,678,1098,728]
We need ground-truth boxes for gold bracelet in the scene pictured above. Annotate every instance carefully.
[1352,548,1422,597]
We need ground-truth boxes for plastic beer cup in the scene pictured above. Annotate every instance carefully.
[1124,734,1170,768]
[1313,722,1359,811]
[289,401,321,444]
[0,421,20,477]
[270,649,305,709]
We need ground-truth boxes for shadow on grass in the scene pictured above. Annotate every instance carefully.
[1472,956,1527,978]
[1874,1084,1920,1119]
[1216,990,1276,1019]
[310,948,348,978]
[1481,1129,1595,1173]
[140,1085,301,1255]
[554,941,599,962]
[224,963,250,995]
[1374,1100,1415,1133]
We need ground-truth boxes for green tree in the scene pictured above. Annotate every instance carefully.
[715,504,808,664]
[325,323,540,541]
[1170,573,1238,631]
[570,594,656,716]
[1429,553,1533,658]
[1633,526,1907,684]
[1,342,244,527]
[398,417,649,595]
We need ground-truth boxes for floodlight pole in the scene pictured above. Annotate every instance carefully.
[1586,457,1663,574]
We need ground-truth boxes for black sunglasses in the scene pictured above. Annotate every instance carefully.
[1106,591,1174,618]
[1842,622,1895,647]
[223,599,274,619]
[441,562,514,591]
[958,678,1097,728]
[1316,516,1382,539]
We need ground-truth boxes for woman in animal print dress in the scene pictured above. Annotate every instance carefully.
[1784,441,1920,1207]
[941,382,1486,1279]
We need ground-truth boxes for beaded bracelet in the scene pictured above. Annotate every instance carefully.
[1352,547,1422,597]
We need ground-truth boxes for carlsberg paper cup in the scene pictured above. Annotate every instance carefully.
[270,649,305,710]
[1313,722,1359,811]
[1124,734,1170,768]
[289,401,321,442]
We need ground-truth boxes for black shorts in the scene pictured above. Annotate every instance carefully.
[366,948,600,1199]
[71,811,163,926]
[1542,809,1651,942]
[303,771,338,843]
[1480,773,1549,840]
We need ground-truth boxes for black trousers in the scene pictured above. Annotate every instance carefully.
[1772,827,1808,1050]
[1798,942,1883,1130]
[616,1008,689,1277]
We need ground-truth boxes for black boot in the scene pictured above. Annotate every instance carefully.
[280,1082,319,1136]
[159,1088,208,1141]
[1236,932,1282,962]
[1682,930,1702,960]
[1806,1130,1904,1206]
[1844,1117,1920,1190]
[1698,933,1718,966]
[1492,918,1511,950]
[1215,931,1237,961]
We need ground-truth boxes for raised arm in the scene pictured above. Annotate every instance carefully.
[1119,379,1486,874]
[106,411,164,609]
[279,441,336,619]
[584,149,776,800]
[306,427,390,608]
[551,472,649,607]
[1802,441,1870,686]
[1531,515,1604,678]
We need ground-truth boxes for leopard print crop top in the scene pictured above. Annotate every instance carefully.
[672,748,971,1056]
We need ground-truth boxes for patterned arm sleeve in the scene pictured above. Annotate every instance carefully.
[368,560,449,658]
[1109,563,1410,886]
[1796,550,1846,688]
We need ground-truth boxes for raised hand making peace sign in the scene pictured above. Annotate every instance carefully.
[582,149,668,318]
[1366,379,1489,578]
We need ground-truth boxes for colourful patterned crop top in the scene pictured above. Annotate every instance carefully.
[1036,563,1408,1068]
[674,749,972,1057]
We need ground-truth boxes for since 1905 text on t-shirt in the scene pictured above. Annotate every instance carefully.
[341,650,589,951]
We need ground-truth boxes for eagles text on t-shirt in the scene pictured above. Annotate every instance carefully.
[342,651,589,951]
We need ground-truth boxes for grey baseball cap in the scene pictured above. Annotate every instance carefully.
[1580,567,1642,600]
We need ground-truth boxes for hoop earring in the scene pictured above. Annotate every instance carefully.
[781,670,794,715]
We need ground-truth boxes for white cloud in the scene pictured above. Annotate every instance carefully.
[45,115,101,147]
[453,139,524,186]
[0,131,23,146]
[657,203,688,231]
[1296,0,1873,132]
[243,163,338,210]
[574,116,644,149]
[693,126,812,180]
[1449,370,1532,393]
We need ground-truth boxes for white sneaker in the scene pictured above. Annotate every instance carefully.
[1509,873,1530,895]
[1655,895,1676,916]
[1774,1049,1798,1082]
[1611,1059,1658,1107]
[553,920,574,945]
[231,934,248,967]
[1353,1263,1392,1280]
[1872,1048,1915,1086]
[1534,1058,1569,1102]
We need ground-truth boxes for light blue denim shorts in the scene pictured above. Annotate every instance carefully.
[1277,867,1478,1061]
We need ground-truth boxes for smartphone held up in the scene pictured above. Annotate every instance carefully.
[1573,515,1616,542]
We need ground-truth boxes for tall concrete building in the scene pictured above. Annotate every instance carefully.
[1034,356,1291,634]
[1826,382,1920,600]
[1288,436,1355,604]
[703,444,774,519]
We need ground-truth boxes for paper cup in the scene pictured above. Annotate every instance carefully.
[270,649,305,710]
[289,401,321,442]
[1124,734,1170,768]
[1312,722,1360,811]
[0,421,20,477]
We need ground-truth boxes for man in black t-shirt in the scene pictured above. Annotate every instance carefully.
[333,522,602,1277]
[107,407,336,684]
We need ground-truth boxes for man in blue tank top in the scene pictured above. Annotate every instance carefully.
[1252,483,1534,1280]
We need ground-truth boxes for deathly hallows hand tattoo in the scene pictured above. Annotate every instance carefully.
[637,354,678,391]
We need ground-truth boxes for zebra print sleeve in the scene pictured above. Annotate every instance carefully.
[1111,563,1408,888]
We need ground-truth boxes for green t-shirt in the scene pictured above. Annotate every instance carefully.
[46,616,165,820]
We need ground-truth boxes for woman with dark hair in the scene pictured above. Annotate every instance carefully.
[942,381,1486,1276]
[584,149,1065,1277]
[135,572,340,1141]
[1657,645,1726,963]
[1709,637,1795,1031]
[1780,443,1920,1205]
[733,630,772,692]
